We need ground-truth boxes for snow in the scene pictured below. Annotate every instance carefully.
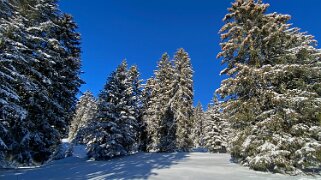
[0,152,317,180]
[61,139,69,143]
[55,139,87,159]
[259,142,276,152]
[72,145,87,159]
[242,135,253,149]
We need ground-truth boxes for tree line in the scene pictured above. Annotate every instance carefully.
[1,0,320,176]
[69,50,228,160]
[67,0,321,175]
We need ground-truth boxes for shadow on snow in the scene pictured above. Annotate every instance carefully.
[0,153,189,180]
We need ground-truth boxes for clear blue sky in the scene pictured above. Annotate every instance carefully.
[59,0,321,106]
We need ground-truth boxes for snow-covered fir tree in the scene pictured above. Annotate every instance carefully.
[144,50,194,152]
[217,0,321,174]
[145,53,176,152]
[0,0,30,167]
[192,102,205,148]
[53,13,83,134]
[156,54,177,152]
[21,0,82,163]
[141,78,156,152]
[86,61,141,160]
[203,96,229,153]
[128,66,144,150]
[0,0,45,166]
[0,0,82,166]
[68,91,97,143]
[144,78,162,152]
[173,48,194,151]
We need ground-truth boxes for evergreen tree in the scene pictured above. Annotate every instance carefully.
[192,102,205,148]
[173,48,194,151]
[156,54,176,152]
[142,78,158,152]
[0,0,30,167]
[68,91,97,143]
[22,0,82,163]
[128,66,144,151]
[203,96,229,153]
[54,13,83,134]
[144,50,195,152]
[0,0,40,166]
[0,0,82,165]
[86,61,140,160]
[217,0,321,174]
[145,53,177,152]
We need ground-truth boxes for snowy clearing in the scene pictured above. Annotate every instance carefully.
[1,152,319,180]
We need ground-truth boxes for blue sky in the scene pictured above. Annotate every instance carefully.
[59,0,321,106]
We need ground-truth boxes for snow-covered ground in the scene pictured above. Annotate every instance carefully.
[0,152,319,180]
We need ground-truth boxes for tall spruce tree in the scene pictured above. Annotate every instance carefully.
[142,77,160,152]
[86,61,141,160]
[68,91,97,143]
[203,96,229,153]
[128,66,144,150]
[192,102,205,148]
[145,53,176,152]
[173,48,194,151]
[0,0,82,165]
[0,0,47,166]
[23,0,82,163]
[54,13,83,133]
[156,54,176,152]
[217,0,321,174]
[0,0,30,167]
[138,80,158,153]
[144,50,195,152]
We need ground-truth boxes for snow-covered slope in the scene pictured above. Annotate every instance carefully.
[0,153,318,180]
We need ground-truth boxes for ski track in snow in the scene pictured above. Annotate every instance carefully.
[0,153,319,180]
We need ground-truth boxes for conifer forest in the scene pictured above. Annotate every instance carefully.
[0,0,321,179]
